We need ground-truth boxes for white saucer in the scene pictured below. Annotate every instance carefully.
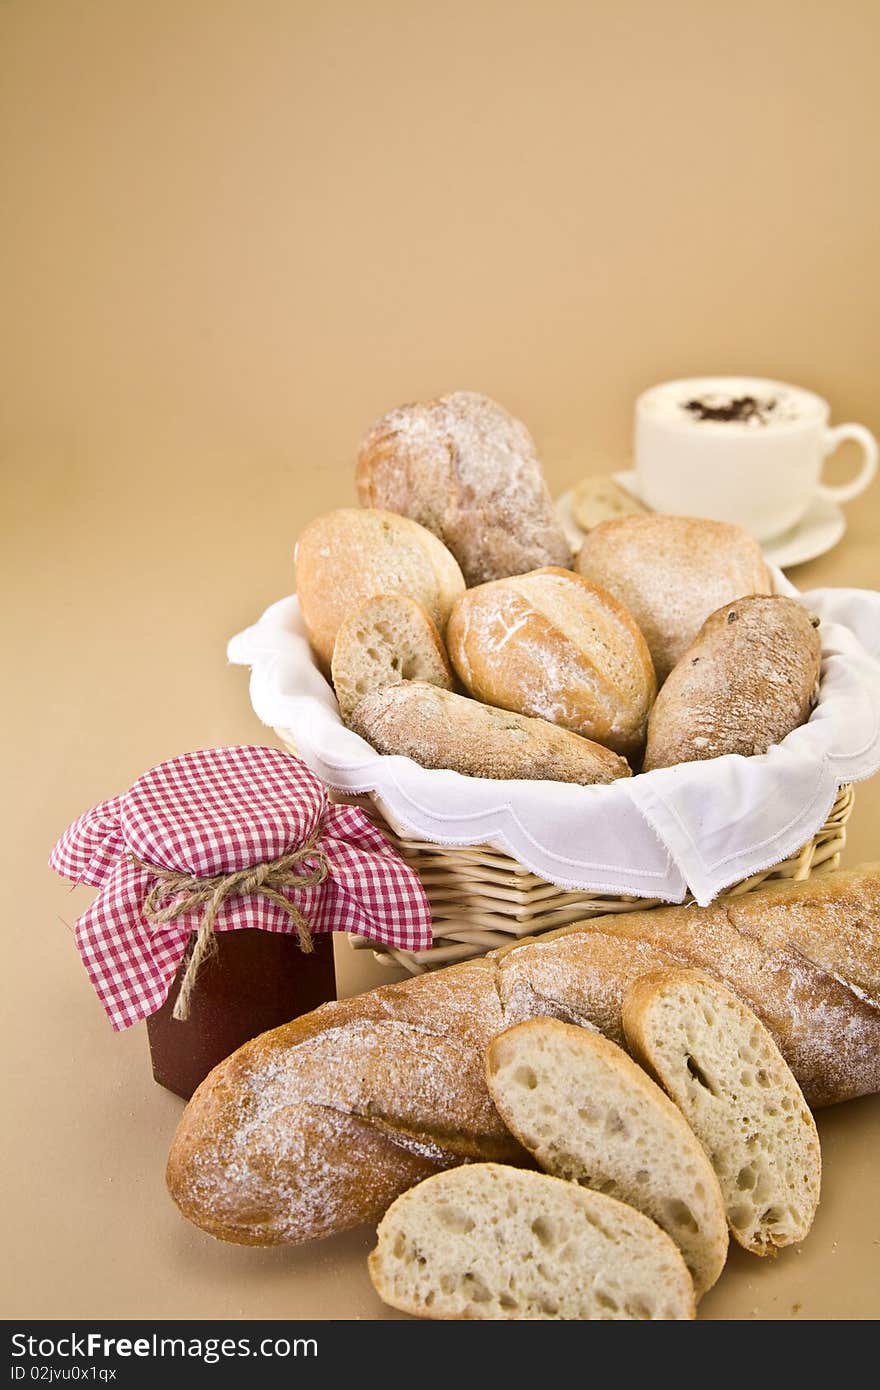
[557,470,846,571]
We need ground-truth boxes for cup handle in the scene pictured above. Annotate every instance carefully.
[818,423,878,503]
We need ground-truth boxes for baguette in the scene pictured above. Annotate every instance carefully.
[166,865,880,1246]
[294,508,465,669]
[575,514,772,683]
[356,391,572,586]
[447,568,657,759]
[622,970,822,1254]
[368,1164,696,1320]
[485,1019,728,1295]
[348,680,631,784]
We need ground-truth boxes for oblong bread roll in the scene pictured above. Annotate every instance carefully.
[643,595,821,770]
[447,567,656,759]
[348,680,632,784]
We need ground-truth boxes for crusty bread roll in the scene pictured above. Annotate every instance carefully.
[331,595,453,721]
[348,680,631,784]
[575,514,772,683]
[369,1164,696,1320]
[485,1019,728,1296]
[356,391,572,586]
[166,866,880,1246]
[643,595,821,770]
[446,567,656,759]
[623,970,822,1255]
[294,508,465,669]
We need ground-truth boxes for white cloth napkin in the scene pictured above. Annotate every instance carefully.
[227,569,880,906]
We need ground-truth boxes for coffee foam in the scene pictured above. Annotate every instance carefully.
[641,379,821,430]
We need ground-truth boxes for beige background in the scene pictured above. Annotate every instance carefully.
[2,0,879,1320]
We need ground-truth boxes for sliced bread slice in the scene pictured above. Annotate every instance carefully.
[622,968,821,1255]
[331,593,453,721]
[485,1019,728,1296]
[368,1162,695,1320]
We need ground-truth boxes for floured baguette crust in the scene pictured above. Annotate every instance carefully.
[348,680,631,784]
[575,513,772,683]
[166,866,880,1245]
[447,568,656,759]
[356,391,572,586]
[167,960,525,1246]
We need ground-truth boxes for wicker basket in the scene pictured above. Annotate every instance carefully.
[275,729,853,975]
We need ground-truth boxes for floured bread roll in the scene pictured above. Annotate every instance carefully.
[575,514,772,683]
[356,391,572,586]
[447,567,656,759]
[644,595,821,770]
[349,681,631,784]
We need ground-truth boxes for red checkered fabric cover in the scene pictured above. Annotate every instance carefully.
[50,746,432,1030]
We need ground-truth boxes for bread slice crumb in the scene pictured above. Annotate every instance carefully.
[332,594,453,721]
[485,1018,728,1296]
[622,969,821,1254]
[369,1162,695,1319]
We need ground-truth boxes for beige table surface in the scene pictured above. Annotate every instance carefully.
[3,0,880,1324]
[2,457,877,1322]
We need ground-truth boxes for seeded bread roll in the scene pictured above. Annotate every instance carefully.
[643,595,821,770]
[294,508,465,669]
[356,391,572,586]
[368,1164,696,1320]
[575,514,772,683]
[485,1019,728,1296]
[331,595,453,721]
[447,567,656,759]
[622,970,822,1254]
[348,680,631,784]
[166,866,880,1247]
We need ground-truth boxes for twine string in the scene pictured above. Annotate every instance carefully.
[131,827,329,1021]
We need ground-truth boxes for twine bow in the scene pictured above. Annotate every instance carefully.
[131,828,329,1021]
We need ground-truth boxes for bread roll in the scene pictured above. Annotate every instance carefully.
[294,508,465,669]
[331,595,453,721]
[570,475,648,531]
[356,391,572,586]
[623,970,822,1254]
[575,514,772,683]
[446,567,656,759]
[369,1164,696,1320]
[166,867,880,1246]
[348,680,631,784]
[643,595,821,770]
[485,1019,728,1296]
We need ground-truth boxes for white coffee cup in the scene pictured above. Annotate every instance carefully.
[635,376,878,541]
